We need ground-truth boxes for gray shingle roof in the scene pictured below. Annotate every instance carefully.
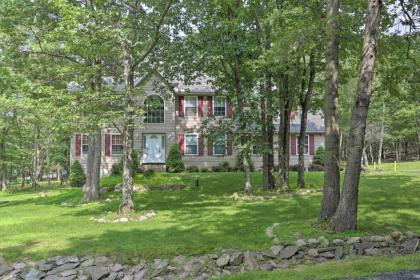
[274,112,325,133]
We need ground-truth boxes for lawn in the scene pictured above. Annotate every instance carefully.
[0,161,419,279]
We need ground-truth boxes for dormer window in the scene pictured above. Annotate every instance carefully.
[213,97,226,117]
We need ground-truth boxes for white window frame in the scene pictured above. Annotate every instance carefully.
[213,96,226,117]
[296,135,309,155]
[144,95,165,124]
[184,134,198,156]
[213,134,227,156]
[184,96,198,117]
[82,134,89,155]
[111,133,124,156]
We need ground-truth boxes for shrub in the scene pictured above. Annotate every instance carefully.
[200,167,209,172]
[235,153,255,172]
[110,159,123,176]
[218,161,230,172]
[313,146,325,166]
[69,160,86,188]
[143,169,155,178]
[309,164,324,171]
[289,164,299,172]
[166,144,185,173]
[211,165,223,172]
[110,150,141,176]
[186,165,199,172]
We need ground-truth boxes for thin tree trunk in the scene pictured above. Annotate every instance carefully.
[0,140,6,192]
[21,170,25,188]
[377,102,385,164]
[329,0,382,232]
[362,146,369,166]
[32,125,41,189]
[320,0,341,220]
[119,45,135,214]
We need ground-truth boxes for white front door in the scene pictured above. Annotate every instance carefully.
[143,134,165,163]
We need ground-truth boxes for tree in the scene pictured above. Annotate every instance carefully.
[69,161,86,188]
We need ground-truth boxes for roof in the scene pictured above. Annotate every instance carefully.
[171,76,216,94]
[274,112,325,134]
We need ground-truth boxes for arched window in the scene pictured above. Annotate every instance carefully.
[144,95,164,123]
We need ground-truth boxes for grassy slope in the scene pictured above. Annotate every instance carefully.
[0,161,419,278]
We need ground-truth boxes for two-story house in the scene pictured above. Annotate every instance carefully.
[70,72,325,176]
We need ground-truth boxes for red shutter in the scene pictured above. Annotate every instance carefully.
[178,96,184,117]
[226,98,233,118]
[309,135,315,155]
[105,134,111,156]
[207,96,213,117]
[178,134,184,155]
[198,96,204,117]
[207,137,213,156]
[227,133,233,155]
[198,134,204,156]
[75,133,81,156]
[291,135,297,155]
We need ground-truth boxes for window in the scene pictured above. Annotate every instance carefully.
[214,134,226,156]
[297,135,309,155]
[144,95,164,123]
[82,134,89,155]
[213,97,226,117]
[185,134,198,155]
[112,134,123,155]
[185,96,197,117]
[252,144,260,155]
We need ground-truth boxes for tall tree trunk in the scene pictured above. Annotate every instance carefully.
[0,140,6,192]
[320,0,341,220]
[21,169,25,188]
[31,125,41,189]
[298,52,316,188]
[362,145,369,166]
[266,75,275,190]
[377,102,385,164]
[119,45,136,214]
[329,0,381,232]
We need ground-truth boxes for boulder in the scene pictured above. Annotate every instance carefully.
[0,264,12,276]
[229,252,243,266]
[270,245,283,256]
[365,248,382,256]
[56,256,79,266]
[296,239,306,248]
[183,259,203,274]
[60,269,77,277]
[279,246,299,259]
[242,252,258,271]
[23,268,41,280]
[347,237,361,244]
[401,238,420,253]
[152,259,168,270]
[370,235,385,242]
[216,254,230,267]
[319,251,335,259]
[47,263,80,275]
[307,249,319,257]
[111,264,123,272]
[406,231,417,239]
[317,236,329,247]
[335,247,344,259]
[391,231,402,240]
[332,239,344,246]
[259,263,274,271]
[307,238,319,247]
[85,266,110,280]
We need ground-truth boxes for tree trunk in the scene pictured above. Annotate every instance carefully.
[119,45,136,214]
[320,0,341,220]
[329,0,381,232]
[377,102,385,164]
[21,170,25,188]
[362,146,369,166]
[83,131,101,202]
[0,140,6,192]
[298,52,316,188]
[31,125,41,189]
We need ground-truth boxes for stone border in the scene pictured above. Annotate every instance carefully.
[89,210,157,223]
[230,189,320,202]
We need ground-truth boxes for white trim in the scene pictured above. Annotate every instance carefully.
[184,96,198,117]
[81,134,89,155]
[184,133,198,156]
[111,133,124,156]
[213,96,226,117]
[213,134,227,156]
[143,94,165,124]
[142,133,166,163]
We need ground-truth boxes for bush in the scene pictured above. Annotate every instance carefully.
[235,153,255,172]
[218,161,230,172]
[69,160,86,188]
[309,164,324,171]
[110,159,123,176]
[313,146,325,166]
[200,167,209,172]
[186,165,199,172]
[110,150,141,176]
[289,164,299,172]
[166,144,185,173]
[143,169,155,178]
[211,165,223,172]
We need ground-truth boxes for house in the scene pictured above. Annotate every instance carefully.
[70,73,325,176]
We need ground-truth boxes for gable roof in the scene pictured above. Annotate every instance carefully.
[274,112,325,134]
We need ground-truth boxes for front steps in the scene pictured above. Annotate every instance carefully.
[142,164,166,172]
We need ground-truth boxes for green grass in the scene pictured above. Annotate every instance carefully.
[0,161,419,279]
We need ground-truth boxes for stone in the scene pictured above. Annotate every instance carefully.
[332,239,345,246]
[99,187,110,193]
[279,246,299,259]
[307,238,319,247]
[171,256,188,267]
[319,251,335,259]
[318,247,336,253]
[243,252,258,271]
[61,269,77,277]
[347,237,361,244]
[119,217,129,223]
[23,268,41,280]
[270,245,283,256]
[37,263,54,272]
[0,256,6,264]
[335,247,344,259]
[85,266,110,280]
[391,231,402,240]
[229,252,243,266]
[384,235,394,244]
[56,256,79,266]
[95,256,109,264]
[307,249,319,257]
[47,262,79,275]
[216,254,230,267]
[152,259,168,270]
[266,227,274,239]
[272,238,280,245]
[13,262,26,270]
[262,250,276,259]
[317,236,329,247]
[370,235,385,242]
[111,264,123,272]
[0,264,12,276]
[401,238,420,253]
[183,259,203,273]
[259,263,274,271]
[296,239,306,248]
[406,231,417,239]
[365,248,382,256]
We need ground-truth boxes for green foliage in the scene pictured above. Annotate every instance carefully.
[110,160,123,176]
[69,161,86,188]
[110,150,140,176]
[166,144,185,173]
[235,153,255,172]
[186,165,199,172]
[313,146,325,166]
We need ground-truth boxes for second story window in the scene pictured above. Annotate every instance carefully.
[185,96,197,117]
[144,95,164,123]
[213,97,226,117]
[82,134,89,155]
[185,134,198,155]
[112,134,123,155]
[214,134,226,156]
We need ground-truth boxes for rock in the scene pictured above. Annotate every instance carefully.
[61,269,77,277]
[384,235,394,244]
[0,256,6,265]
[56,256,79,266]
[270,245,283,256]
[370,235,385,242]
[216,254,230,267]
[262,250,276,259]
[0,264,12,276]
[152,259,168,270]
[317,236,329,247]
[95,256,108,264]
[229,252,243,266]
[85,266,110,280]
[296,239,306,248]
[307,238,319,247]
[243,252,258,271]
[111,264,123,272]
[118,218,129,223]
[259,263,274,271]
[37,263,54,272]
[307,249,319,257]
[99,187,110,194]
[272,238,280,245]
[365,248,382,256]
[401,238,420,253]
[183,259,203,273]
[347,237,361,244]
[266,227,274,239]
[406,231,416,239]
[170,256,188,267]
[391,231,402,240]
[319,251,335,259]
[279,246,299,259]
[47,262,79,275]
[335,247,344,259]
[332,239,345,246]
[23,268,41,280]
[13,262,26,270]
